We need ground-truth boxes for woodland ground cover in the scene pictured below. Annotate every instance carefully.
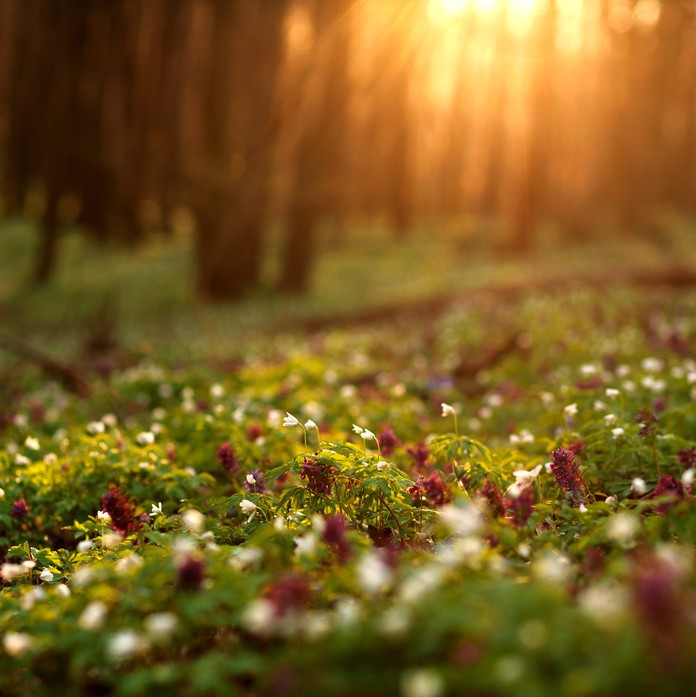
[1,226,696,696]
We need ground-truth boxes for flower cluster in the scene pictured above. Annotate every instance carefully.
[550,447,584,500]
[300,457,334,496]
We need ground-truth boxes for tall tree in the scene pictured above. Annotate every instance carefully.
[278,0,352,295]
[194,0,289,300]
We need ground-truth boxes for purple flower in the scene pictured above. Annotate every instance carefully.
[550,447,584,499]
[408,471,451,507]
[265,573,311,617]
[177,557,205,592]
[505,485,535,528]
[378,426,401,457]
[651,474,685,513]
[101,487,140,536]
[678,447,696,470]
[11,498,29,520]
[406,442,431,469]
[323,514,352,564]
[244,469,268,494]
[217,442,239,476]
[634,406,658,437]
[300,457,333,496]
[479,479,505,518]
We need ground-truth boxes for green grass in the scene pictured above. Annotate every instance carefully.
[1,215,695,360]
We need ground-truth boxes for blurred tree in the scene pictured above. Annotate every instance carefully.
[279,0,352,295]
[195,0,289,300]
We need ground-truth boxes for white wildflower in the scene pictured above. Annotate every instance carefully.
[441,403,456,417]
[563,403,578,418]
[605,388,620,398]
[377,461,389,471]
[1,563,26,581]
[439,503,482,537]
[642,357,663,373]
[357,552,392,595]
[611,427,625,439]
[3,632,33,656]
[682,469,695,488]
[604,413,617,426]
[607,512,638,542]
[145,612,178,639]
[283,412,300,428]
[210,383,224,399]
[77,539,94,553]
[39,568,54,583]
[24,436,40,450]
[79,601,108,630]
[402,669,444,697]
[135,431,155,446]
[150,502,164,518]
[55,583,71,598]
[181,509,204,532]
[304,419,317,430]
[108,630,145,661]
[86,421,105,435]
[631,477,647,495]
[97,510,111,522]
[294,533,318,557]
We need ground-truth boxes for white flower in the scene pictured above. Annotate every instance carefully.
[0,488,4,499]
[1,563,26,581]
[246,473,257,486]
[352,424,364,435]
[294,533,318,557]
[611,427,625,439]
[512,464,542,485]
[631,477,647,495]
[441,403,456,417]
[578,584,628,624]
[210,383,225,399]
[145,612,178,639]
[283,412,300,428]
[97,510,111,522]
[402,669,444,697]
[607,512,638,542]
[79,601,108,630]
[360,429,376,441]
[240,499,258,522]
[377,461,389,471]
[439,503,482,537]
[182,509,204,532]
[642,357,664,373]
[682,469,694,488]
[136,431,155,446]
[102,413,118,428]
[3,632,33,656]
[242,599,276,635]
[357,553,392,594]
[55,583,71,598]
[533,552,571,583]
[604,413,617,426]
[39,568,54,583]
[150,502,164,518]
[304,419,317,430]
[86,421,105,435]
[605,388,620,398]
[101,533,122,550]
[14,454,31,466]
[77,539,94,553]
[577,503,588,514]
[24,436,40,450]
[563,403,578,418]
[108,630,145,661]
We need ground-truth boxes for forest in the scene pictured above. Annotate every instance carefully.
[1,1,696,696]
